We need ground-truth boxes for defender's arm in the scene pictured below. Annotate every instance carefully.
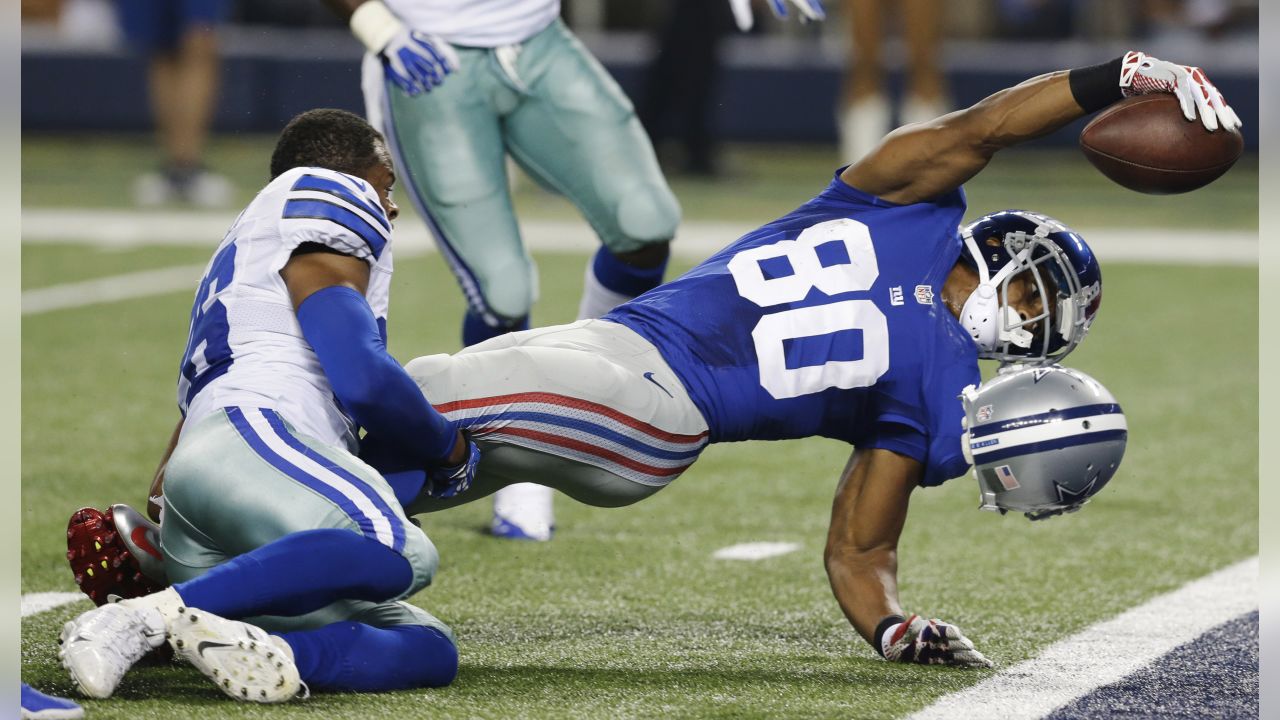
[280,248,468,470]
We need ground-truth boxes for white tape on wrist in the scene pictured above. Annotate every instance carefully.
[350,0,404,53]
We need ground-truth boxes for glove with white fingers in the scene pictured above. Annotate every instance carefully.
[1119,50,1241,132]
[878,614,994,668]
[728,0,825,32]
[350,0,458,96]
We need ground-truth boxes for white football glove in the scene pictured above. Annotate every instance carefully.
[883,615,993,668]
[1119,50,1241,132]
[728,0,826,32]
[350,1,458,96]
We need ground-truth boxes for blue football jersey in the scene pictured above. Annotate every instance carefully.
[607,172,980,487]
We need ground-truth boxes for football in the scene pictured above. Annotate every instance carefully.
[1079,94,1243,194]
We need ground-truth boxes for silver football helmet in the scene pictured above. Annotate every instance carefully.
[960,365,1127,521]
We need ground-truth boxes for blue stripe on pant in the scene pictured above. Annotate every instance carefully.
[224,406,406,554]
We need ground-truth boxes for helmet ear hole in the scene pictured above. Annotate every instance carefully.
[1082,420,1092,430]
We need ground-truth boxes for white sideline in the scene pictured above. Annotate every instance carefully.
[21,208,1258,265]
[22,592,85,618]
[712,541,800,560]
[22,265,207,315]
[905,555,1259,720]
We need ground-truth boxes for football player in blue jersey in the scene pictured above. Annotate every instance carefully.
[359,50,1240,666]
[59,109,476,703]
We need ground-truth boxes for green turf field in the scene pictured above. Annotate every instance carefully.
[20,138,1259,718]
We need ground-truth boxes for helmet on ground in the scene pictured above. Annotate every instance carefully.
[961,365,1127,521]
[958,210,1102,365]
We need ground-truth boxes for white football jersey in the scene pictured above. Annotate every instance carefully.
[384,0,560,47]
[177,166,394,452]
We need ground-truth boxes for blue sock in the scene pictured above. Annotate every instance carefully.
[462,309,528,347]
[592,247,667,297]
[173,529,413,619]
[279,623,458,691]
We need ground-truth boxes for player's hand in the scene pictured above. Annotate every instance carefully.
[381,28,458,96]
[1119,50,1241,132]
[350,0,458,96]
[425,438,480,498]
[67,505,168,606]
[728,0,825,32]
[883,615,994,668]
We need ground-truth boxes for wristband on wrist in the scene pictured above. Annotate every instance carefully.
[873,614,906,658]
[350,0,404,53]
[1068,55,1126,114]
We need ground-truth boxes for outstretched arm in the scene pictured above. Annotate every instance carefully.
[824,448,916,643]
[825,447,990,667]
[843,52,1240,205]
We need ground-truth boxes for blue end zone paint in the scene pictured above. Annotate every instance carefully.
[1046,611,1258,720]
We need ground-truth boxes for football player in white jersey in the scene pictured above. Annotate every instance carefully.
[326,0,825,541]
[59,109,476,704]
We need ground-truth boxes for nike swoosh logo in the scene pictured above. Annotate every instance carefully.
[131,527,162,559]
[643,372,673,398]
[196,640,236,657]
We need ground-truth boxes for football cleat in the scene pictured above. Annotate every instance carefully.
[20,683,84,719]
[58,599,167,698]
[67,504,168,606]
[168,607,303,703]
[490,483,554,542]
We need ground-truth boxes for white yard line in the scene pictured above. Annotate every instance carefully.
[22,264,206,315]
[712,541,800,560]
[21,592,85,618]
[905,555,1259,720]
[21,208,1259,265]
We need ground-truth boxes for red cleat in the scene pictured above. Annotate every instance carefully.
[66,505,167,606]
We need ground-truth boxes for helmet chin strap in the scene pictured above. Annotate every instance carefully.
[959,231,1035,352]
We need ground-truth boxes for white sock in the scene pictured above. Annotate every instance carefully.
[577,259,634,320]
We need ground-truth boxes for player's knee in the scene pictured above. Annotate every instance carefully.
[611,184,681,249]
[475,259,535,323]
[399,526,439,596]
[386,625,460,688]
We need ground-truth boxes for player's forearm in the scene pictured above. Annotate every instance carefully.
[963,71,1086,154]
[824,544,902,646]
[296,285,463,467]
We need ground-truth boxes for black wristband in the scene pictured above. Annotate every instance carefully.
[873,614,907,658]
[1068,55,1126,114]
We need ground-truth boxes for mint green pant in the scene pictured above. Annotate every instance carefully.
[369,18,681,325]
[160,408,453,639]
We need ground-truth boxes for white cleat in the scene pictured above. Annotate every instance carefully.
[491,482,555,541]
[168,606,302,703]
[59,601,166,698]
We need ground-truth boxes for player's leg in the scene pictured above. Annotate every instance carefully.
[60,408,442,699]
[501,19,681,321]
[899,0,949,125]
[489,20,681,538]
[840,0,891,162]
[274,601,457,692]
[401,320,710,517]
[369,48,535,347]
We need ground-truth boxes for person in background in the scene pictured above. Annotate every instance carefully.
[118,0,235,208]
[839,0,949,162]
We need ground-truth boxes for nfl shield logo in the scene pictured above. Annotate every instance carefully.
[914,285,934,305]
[976,404,993,422]
[995,465,1020,490]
